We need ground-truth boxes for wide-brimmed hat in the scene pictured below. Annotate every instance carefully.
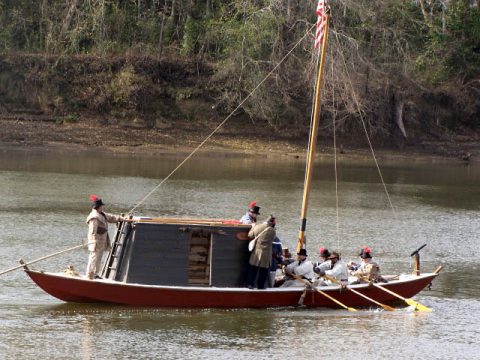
[297,249,308,257]
[319,247,331,258]
[248,201,261,215]
[90,194,105,208]
[359,247,372,259]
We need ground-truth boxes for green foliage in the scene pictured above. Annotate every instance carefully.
[1,0,479,131]
[181,16,205,56]
[0,0,477,79]
[416,0,480,82]
[444,0,480,78]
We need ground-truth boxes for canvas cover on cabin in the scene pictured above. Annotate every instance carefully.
[103,221,251,287]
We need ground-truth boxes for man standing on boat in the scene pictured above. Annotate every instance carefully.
[247,215,276,289]
[240,201,261,225]
[86,195,125,280]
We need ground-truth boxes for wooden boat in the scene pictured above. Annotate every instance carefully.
[22,2,441,309]
[24,269,438,308]
[23,217,440,308]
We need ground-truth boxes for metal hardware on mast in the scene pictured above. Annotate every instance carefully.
[297,13,330,253]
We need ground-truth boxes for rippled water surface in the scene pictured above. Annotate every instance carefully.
[0,146,479,359]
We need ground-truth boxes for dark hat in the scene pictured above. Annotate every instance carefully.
[328,251,340,260]
[297,249,308,257]
[90,194,105,209]
[319,247,331,258]
[359,247,372,259]
[248,201,260,215]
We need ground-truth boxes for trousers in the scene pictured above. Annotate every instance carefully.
[86,248,105,279]
[247,265,269,289]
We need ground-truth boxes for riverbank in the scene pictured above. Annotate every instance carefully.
[1,114,478,163]
[1,53,479,165]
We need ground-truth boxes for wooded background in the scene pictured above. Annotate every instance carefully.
[1,0,479,142]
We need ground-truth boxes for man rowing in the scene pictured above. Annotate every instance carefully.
[281,249,315,287]
[349,247,387,283]
[322,251,349,286]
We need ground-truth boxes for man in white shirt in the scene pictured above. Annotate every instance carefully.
[281,249,315,287]
[313,246,332,275]
[323,251,349,286]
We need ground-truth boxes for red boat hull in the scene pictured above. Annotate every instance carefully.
[25,270,438,308]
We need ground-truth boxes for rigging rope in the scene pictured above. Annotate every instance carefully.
[331,61,341,252]
[332,31,398,220]
[128,24,317,215]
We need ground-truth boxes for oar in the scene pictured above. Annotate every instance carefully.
[297,288,308,307]
[291,274,357,311]
[357,275,431,312]
[322,274,395,311]
[0,243,87,276]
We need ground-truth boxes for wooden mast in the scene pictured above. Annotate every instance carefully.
[297,12,330,253]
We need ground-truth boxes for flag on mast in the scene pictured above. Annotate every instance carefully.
[315,0,328,49]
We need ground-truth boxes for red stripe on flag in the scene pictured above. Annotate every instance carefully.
[315,0,328,49]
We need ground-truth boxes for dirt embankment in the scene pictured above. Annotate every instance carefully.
[0,54,479,162]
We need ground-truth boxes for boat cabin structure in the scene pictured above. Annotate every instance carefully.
[102,219,251,288]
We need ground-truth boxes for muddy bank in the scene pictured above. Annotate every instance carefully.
[1,113,479,164]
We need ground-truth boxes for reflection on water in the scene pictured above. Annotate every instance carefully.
[0,146,479,359]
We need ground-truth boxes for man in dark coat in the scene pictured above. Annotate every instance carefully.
[247,215,276,289]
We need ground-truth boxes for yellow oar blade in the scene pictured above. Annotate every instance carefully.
[405,299,432,312]
[347,307,358,312]
[361,277,431,312]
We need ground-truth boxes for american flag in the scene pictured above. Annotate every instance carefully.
[315,0,328,49]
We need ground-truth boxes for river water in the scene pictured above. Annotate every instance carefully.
[0,146,478,359]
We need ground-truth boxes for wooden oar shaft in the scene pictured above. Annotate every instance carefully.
[0,243,87,276]
[349,288,394,311]
[355,275,406,299]
[292,274,356,311]
[315,287,354,310]
[323,275,395,311]
[356,275,431,312]
[372,282,407,301]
